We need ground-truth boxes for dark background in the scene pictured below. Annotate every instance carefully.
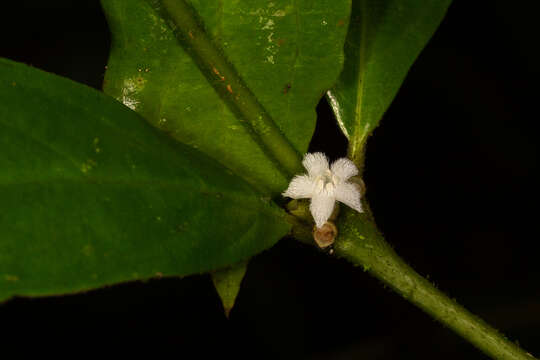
[1,1,538,358]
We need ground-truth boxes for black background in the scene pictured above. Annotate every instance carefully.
[1,1,538,358]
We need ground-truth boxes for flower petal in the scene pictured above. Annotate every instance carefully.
[335,182,363,212]
[302,152,329,177]
[330,158,358,181]
[282,175,314,199]
[310,193,336,228]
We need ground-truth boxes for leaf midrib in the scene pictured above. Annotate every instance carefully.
[152,0,304,176]
[0,176,276,213]
[351,0,369,160]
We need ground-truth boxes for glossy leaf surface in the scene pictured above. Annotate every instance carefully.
[102,0,351,195]
[327,0,451,164]
[0,58,290,302]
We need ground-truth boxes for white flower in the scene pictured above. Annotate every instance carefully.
[283,152,363,228]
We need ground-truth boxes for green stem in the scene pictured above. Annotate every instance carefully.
[150,0,303,177]
[285,213,314,246]
[335,209,537,360]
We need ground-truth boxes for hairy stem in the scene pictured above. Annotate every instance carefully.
[334,209,536,360]
[150,0,303,177]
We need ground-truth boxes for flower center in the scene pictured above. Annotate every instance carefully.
[315,169,337,194]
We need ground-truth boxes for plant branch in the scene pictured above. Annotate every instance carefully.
[285,213,314,246]
[334,208,537,360]
[150,0,303,177]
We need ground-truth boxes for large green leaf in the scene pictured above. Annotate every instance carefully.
[0,58,290,302]
[327,0,451,165]
[101,0,351,196]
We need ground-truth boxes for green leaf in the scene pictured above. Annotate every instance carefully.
[0,58,290,302]
[327,0,451,165]
[101,0,351,195]
[211,260,248,318]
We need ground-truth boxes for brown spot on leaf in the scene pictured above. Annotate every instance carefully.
[212,66,225,81]
[283,83,292,94]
